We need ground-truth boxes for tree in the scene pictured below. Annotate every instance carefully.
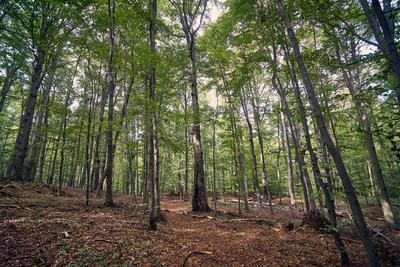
[169,0,210,212]
[149,0,163,229]
[104,0,116,207]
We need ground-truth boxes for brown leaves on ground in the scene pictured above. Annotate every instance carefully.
[0,182,399,266]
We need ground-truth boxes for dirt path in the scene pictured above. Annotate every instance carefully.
[0,183,398,266]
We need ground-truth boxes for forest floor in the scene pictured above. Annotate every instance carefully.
[0,182,399,267]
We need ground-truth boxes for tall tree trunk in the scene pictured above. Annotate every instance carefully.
[149,0,162,230]
[57,59,78,196]
[104,0,116,207]
[36,92,55,183]
[142,131,149,202]
[91,65,108,192]
[212,97,218,213]
[6,19,48,180]
[25,57,58,181]
[336,44,397,227]
[283,42,349,264]
[280,108,296,206]
[239,88,260,195]
[274,75,314,212]
[249,80,272,206]
[184,90,189,200]
[276,1,380,265]
[187,35,209,212]
[68,118,83,187]
[84,82,93,205]
[48,131,60,185]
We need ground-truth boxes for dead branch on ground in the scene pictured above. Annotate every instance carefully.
[182,251,213,267]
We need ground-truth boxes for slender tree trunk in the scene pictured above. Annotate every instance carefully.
[48,131,60,185]
[249,81,272,207]
[91,65,108,192]
[67,119,82,187]
[57,63,78,195]
[337,44,398,227]
[280,108,295,206]
[276,114,282,204]
[0,64,18,114]
[36,87,55,183]
[276,1,380,265]
[212,99,218,213]
[84,84,93,205]
[283,42,349,264]
[184,90,189,200]
[367,160,379,206]
[274,76,314,212]
[142,131,149,202]
[239,88,260,195]
[237,124,249,211]
[128,148,137,204]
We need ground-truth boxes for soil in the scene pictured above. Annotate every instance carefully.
[0,182,399,266]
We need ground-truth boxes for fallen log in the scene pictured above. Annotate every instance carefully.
[178,211,286,228]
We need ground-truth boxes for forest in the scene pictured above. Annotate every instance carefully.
[0,0,399,266]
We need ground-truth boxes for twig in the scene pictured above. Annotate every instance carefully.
[0,204,20,209]
[182,251,213,267]
[367,224,397,246]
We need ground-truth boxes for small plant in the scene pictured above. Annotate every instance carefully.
[59,242,70,257]
[71,245,106,267]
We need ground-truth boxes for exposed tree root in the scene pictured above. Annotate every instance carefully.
[182,251,213,267]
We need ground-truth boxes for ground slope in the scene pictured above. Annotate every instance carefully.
[0,182,399,266]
